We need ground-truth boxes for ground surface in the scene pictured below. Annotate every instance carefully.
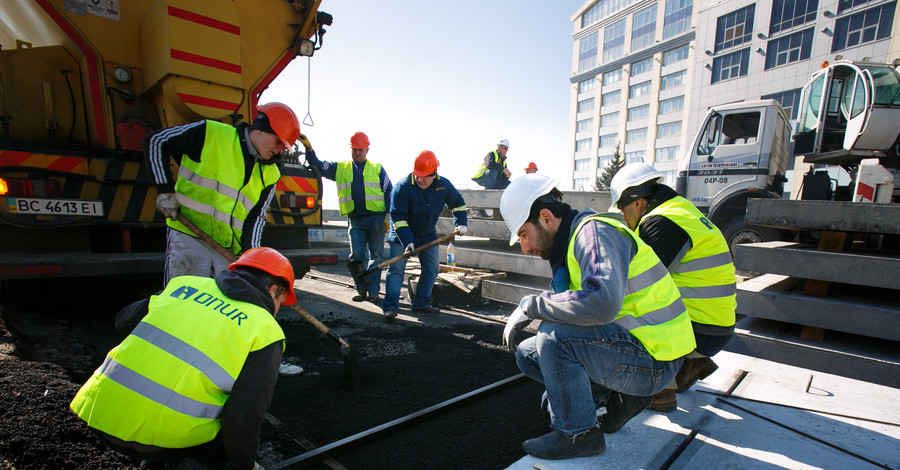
[0,268,548,469]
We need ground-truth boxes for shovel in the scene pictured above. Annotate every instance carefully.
[349,228,460,288]
[170,211,361,389]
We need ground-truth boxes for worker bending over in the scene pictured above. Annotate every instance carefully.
[610,163,735,412]
[500,174,695,460]
[145,102,301,283]
[383,151,467,319]
[70,248,295,470]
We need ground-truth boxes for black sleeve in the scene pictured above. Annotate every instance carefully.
[639,215,691,268]
[143,121,207,192]
[220,340,283,470]
[114,297,152,334]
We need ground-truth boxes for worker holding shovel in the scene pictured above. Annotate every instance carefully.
[381,150,467,320]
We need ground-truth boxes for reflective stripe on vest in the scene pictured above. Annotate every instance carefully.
[472,150,507,178]
[167,121,280,254]
[70,276,285,448]
[567,215,695,361]
[336,160,386,216]
[641,196,736,328]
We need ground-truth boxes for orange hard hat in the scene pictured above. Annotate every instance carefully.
[257,102,300,149]
[412,150,440,176]
[349,132,370,149]
[227,247,296,305]
[524,162,538,171]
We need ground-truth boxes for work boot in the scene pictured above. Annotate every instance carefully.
[383,309,398,321]
[675,357,718,393]
[367,292,381,303]
[411,306,441,314]
[522,425,606,460]
[649,389,677,412]
[351,292,367,302]
[601,392,652,434]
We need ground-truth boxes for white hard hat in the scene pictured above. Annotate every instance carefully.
[500,174,560,246]
[498,139,510,148]
[608,162,664,211]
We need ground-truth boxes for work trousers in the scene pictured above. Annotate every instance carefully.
[516,321,681,436]
[348,213,386,295]
[381,240,439,312]
[164,229,231,285]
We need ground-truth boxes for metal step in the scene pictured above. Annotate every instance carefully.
[736,274,900,342]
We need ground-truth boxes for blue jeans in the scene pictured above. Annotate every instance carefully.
[516,321,681,436]
[348,214,385,295]
[381,240,439,312]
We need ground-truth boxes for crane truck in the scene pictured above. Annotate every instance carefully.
[0,0,336,283]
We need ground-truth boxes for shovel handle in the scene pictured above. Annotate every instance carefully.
[356,228,459,279]
[173,212,347,347]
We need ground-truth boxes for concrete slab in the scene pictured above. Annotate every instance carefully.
[745,199,900,234]
[505,351,900,470]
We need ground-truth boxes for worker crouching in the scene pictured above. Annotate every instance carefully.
[70,247,295,470]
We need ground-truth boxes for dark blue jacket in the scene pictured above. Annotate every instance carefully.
[388,174,467,247]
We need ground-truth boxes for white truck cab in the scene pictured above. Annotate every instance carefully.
[676,100,792,251]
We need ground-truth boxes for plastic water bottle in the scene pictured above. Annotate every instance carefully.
[447,239,457,266]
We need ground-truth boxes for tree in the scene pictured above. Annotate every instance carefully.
[595,142,625,190]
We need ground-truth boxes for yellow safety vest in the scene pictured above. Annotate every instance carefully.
[70,276,285,448]
[472,150,507,179]
[336,160,386,216]
[567,215,695,361]
[641,196,736,328]
[167,121,281,254]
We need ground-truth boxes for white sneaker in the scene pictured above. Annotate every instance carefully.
[279,361,304,376]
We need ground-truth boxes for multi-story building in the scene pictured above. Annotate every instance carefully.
[567,0,900,190]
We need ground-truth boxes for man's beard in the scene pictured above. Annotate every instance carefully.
[534,222,555,260]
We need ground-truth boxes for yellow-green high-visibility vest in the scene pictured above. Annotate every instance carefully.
[70,276,285,448]
[567,215,695,361]
[641,196,736,328]
[472,150,507,179]
[336,160,386,216]
[167,121,280,254]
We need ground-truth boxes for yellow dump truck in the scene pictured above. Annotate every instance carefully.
[0,0,336,281]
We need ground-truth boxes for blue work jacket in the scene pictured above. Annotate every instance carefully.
[388,173,467,247]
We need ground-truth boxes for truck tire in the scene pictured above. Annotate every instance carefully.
[720,218,779,255]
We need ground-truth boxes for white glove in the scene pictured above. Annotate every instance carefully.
[155,193,180,220]
[253,462,267,470]
[502,307,530,353]
[457,225,467,236]
[404,243,415,254]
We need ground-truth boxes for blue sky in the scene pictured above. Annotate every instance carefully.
[261,0,587,209]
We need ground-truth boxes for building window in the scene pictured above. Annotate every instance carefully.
[604,69,623,85]
[657,120,683,138]
[576,138,592,152]
[838,0,873,14]
[577,118,594,133]
[631,57,654,76]
[625,150,646,163]
[578,97,595,113]
[598,155,614,169]
[659,95,685,114]
[599,133,618,148]
[604,19,627,63]
[656,145,680,161]
[660,70,687,90]
[632,4,658,51]
[574,177,590,189]
[579,32,599,73]
[770,0,818,35]
[600,111,620,127]
[832,3,895,52]
[626,127,648,143]
[712,48,750,83]
[663,0,693,39]
[765,28,814,69]
[582,0,643,28]
[602,90,622,106]
[762,89,802,119]
[663,44,689,65]
[628,104,650,121]
[629,81,652,99]
[715,5,755,53]
[575,158,591,171]
[578,78,596,94]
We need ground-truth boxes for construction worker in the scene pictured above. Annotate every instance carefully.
[70,247,295,470]
[472,139,512,189]
[499,174,695,460]
[300,131,392,302]
[145,102,301,284]
[609,163,735,412]
[383,150,467,319]
[524,162,539,174]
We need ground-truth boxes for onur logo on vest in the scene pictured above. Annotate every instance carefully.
[170,286,249,325]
